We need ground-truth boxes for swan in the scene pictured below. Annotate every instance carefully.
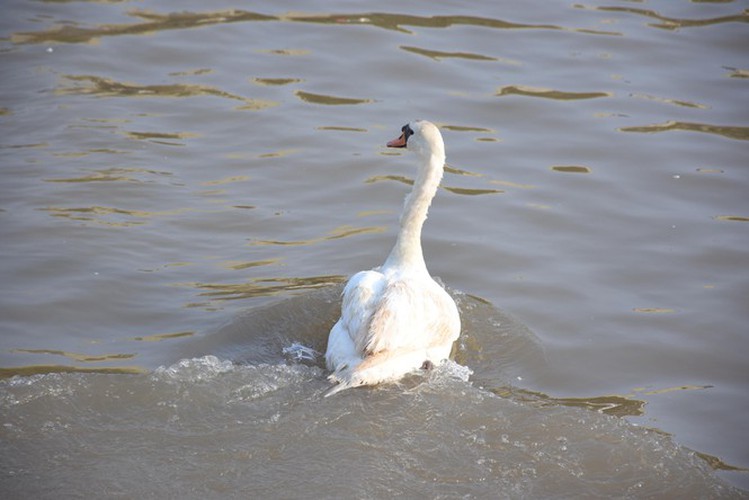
[324,120,461,396]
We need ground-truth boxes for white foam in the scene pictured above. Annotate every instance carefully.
[435,359,474,382]
[282,342,320,363]
[154,355,234,382]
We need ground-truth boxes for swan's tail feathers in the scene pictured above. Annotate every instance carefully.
[323,379,357,397]
[324,363,366,397]
[324,368,363,397]
[323,349,428,397]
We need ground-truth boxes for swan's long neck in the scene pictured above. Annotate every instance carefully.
[383,151,445,273]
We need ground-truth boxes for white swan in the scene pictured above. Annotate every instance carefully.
[325,120,461,396]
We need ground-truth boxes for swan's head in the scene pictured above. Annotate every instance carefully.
[387,120,445,160]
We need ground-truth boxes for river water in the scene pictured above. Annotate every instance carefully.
[1,0,748,497]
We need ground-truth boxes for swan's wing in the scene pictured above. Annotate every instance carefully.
[362,279,460,355]
[326,270,385,371]
[325,319,358,372]
[360,280,414,354]
[424,283,461,358]
[340,269,386,342]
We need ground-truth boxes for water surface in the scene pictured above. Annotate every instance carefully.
[1,0,748,496]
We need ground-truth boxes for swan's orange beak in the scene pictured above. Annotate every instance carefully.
[387,133,407,148]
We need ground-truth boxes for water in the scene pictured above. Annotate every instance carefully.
[1,0,748,496]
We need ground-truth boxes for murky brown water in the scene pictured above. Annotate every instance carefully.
[1,0,748,497]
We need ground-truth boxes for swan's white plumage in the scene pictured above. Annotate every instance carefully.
[324,120,461,396]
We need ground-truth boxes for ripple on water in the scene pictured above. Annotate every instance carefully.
[294,90,372,105]
[496,85,612,100]
[57,75,278,111]
[619,121,749,141]
[39,205,194,227]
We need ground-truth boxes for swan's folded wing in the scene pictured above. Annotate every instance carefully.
[361,281,419,354]
[363,280,460,356]
[340,270,386,349]
[426,283,461,350]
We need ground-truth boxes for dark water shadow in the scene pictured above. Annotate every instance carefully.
[176,283,547,389]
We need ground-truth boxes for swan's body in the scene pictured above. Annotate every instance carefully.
[325,120,460,396]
